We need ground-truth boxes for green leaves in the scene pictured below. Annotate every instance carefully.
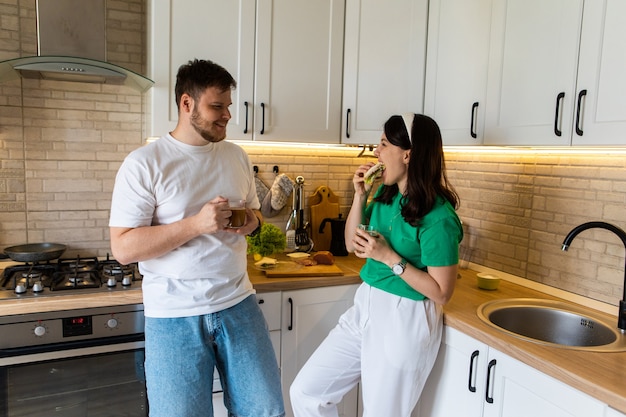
[246,223,287,257]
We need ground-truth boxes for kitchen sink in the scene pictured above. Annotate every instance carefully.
[477,298,626,352]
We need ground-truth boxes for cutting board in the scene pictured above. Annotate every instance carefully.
[265,262,344,278]
[308,185,340,251]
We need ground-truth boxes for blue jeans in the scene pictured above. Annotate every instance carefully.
[144,295,285,417]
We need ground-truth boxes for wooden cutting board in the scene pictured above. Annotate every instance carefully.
[308,185,340,251]
[265,262,344,278]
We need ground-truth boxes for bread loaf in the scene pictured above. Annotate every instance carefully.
[313,251,335,265]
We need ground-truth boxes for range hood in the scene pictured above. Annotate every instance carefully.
[0,0,153,93]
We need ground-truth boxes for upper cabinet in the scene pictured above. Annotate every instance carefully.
[341,0,429,145]
[484,0,583,146]
[147,0,345,143]
[424,0,494,145]
[483,0,626,146]
[572,0,626,145]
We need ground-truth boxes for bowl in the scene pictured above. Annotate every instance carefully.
[476,272,501,290]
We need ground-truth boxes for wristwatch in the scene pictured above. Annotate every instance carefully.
[392,258,407,276]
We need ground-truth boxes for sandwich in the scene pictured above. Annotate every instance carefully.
[364,163,385,185]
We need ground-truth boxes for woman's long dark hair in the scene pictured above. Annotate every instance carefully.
[374,114,459,226]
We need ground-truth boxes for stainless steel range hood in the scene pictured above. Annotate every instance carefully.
[0,0,153,93]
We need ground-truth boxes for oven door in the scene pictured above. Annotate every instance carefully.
[0,339,146,417]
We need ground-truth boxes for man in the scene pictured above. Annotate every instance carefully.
[109,59,285,417]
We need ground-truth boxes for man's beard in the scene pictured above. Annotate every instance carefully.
[190,108,226,143]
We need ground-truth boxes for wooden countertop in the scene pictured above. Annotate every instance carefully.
[0,257,624,412]
[0,254,364,317]
[450,268,626,414]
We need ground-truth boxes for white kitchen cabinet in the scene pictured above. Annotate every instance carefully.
[341,0,428,145]
[483,0,582,145]
[412,326,488,417]
[147,0,344,143]
[213,392,229,417]
[423,0,494,145]
[281,284,360,417]
[414,327,606,417]
[212,292,281,417]
[606,407,626,417]
[258,291,282,362]
[483,0,626,146]
[484,348,604,417]
[571,0,626,145]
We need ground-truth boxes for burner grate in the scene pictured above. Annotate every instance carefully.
[1,264,57,291]
[0,254,141,298]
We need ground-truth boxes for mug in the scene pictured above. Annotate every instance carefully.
[228,200,246,228]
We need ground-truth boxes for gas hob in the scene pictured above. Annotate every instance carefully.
[0,255,142,300]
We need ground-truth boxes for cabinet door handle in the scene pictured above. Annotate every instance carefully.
[288,297,293,330]
[258,298,265,304]
[468,350,479,392]
[554,92,565,137]
[346,108,351,139]
[485,359,497,404]
[260,102,266,135]
[470,102,479,139]
[575,89,587,136]
[243,101,249,134]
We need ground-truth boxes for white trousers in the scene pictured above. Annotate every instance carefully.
[290,283,443,417]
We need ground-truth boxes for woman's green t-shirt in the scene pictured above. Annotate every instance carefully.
[360,190,463,301]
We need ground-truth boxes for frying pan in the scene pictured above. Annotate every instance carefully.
[4,243,67,262]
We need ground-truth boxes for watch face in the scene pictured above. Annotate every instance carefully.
[393,264,404,275]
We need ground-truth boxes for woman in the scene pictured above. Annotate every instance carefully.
[290,113,463,417]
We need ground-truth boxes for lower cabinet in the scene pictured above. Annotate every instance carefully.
[213,291,283,417]
[606,407,626,417]
[282,284,360,417]
[413,326,606,417]
[413,326,487,417]
[213,392,228,417]
[215,293,623,417]
[213,285,360,417]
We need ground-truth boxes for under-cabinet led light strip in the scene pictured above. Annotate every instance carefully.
[145,137,626,155]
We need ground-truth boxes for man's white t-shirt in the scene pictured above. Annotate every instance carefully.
[109,134,260,318]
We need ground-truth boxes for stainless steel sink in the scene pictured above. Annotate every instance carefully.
[477,298,626,352]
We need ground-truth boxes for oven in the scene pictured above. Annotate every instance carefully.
[0,256,147,416]
[0,304,146,417]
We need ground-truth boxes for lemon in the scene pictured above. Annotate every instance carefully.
[253,253,262,261]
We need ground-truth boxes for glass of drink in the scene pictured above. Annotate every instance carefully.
[228,200,246,228]
[358,224,379,237]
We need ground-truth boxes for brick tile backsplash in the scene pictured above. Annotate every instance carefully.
[1,0,626,307]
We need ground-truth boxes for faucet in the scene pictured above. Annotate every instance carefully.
[561,221,626,332]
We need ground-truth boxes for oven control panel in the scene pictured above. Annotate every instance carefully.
[0,304,144,351]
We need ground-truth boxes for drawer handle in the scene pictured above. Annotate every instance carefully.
[243,101,249,134]
[468,350,479,393]
[470,102,479,139]
[485,358,497,404]
[575,89,587,136]
[554,92,565,137]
